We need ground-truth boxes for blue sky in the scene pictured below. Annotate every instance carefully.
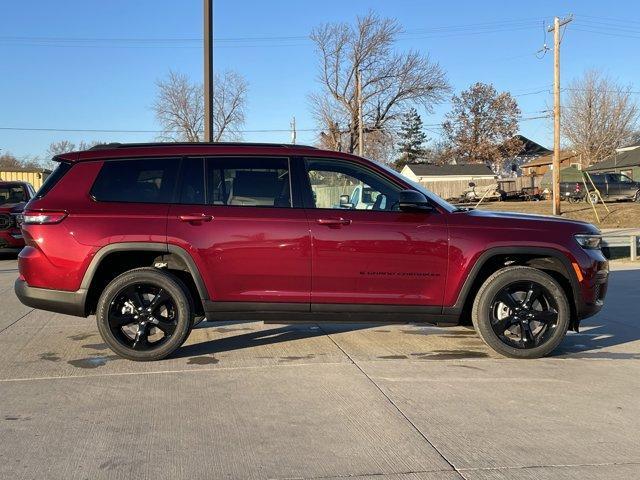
[1,0,639,159]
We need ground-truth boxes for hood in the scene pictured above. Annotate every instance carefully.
[0,201,27,214]
[462,208,600,234]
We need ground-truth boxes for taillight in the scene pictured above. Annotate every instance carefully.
[22,211,67,225]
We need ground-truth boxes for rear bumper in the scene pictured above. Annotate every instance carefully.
[14,279,87,317]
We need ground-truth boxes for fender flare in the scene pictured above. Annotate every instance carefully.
[80,242,209,301]
[443,246,581,315]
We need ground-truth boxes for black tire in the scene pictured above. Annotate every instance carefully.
[471,266,570,359]
[635,191,640,203]
[96,268,193,361]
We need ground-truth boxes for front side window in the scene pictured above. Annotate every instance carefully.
[206,157,291,208]
[304,158,400,211]
[91,158,179,203]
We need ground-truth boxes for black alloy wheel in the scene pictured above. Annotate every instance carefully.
[108,283,178,351]
[489,281,559,349]
[96,268,192,361]
[472,266,570,358]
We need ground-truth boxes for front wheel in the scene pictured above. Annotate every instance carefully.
[471,266,570,359]
[96,268,193,361]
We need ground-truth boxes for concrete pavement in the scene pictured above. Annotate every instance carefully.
[0,253,639,479]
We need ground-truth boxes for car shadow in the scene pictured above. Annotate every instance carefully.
[173,322,378,359]
[174,269,640,361]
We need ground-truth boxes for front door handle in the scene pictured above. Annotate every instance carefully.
[179,214,213,223]
[316,217,352,226]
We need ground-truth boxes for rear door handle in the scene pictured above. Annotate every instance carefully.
[316,217,352,226]
[179,214,213,223]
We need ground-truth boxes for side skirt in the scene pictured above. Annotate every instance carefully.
[203,301,459,326]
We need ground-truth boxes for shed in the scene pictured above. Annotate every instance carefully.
[0,167,51,190]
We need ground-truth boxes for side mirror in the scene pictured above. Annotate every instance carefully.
[339,194,353,208]
[398,190,433,212]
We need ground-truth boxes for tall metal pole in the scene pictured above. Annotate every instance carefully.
[548,15,572,215]
[204,0,214,142]
[357,69,364,157]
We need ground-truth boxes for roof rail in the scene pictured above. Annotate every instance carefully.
[88,142,317,151]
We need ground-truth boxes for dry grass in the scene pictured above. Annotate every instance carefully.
[474,200,640,229]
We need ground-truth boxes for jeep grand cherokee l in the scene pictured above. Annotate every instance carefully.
[15,142,609,361]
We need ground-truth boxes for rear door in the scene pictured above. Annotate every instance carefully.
[167,156,311,308]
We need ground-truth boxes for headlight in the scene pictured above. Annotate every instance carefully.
[575,234,602,249]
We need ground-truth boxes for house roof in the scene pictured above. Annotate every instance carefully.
[587,148,640,171]
[405,163,495,177]
[521,151,577,168]
[513,135,551,156]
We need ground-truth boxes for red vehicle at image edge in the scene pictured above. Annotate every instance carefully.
[15,143,609,361]
[0,181,36,250]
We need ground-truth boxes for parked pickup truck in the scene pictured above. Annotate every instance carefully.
[561,173,640,204]
[0,181,36,251]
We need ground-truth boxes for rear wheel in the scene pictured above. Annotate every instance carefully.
[96,268,193,361]
[586,192,599,204]
[471,266,570,359]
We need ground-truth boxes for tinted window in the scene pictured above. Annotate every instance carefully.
[0,184,26,204]
[206,157,291,208]
[91,158,179,203]
[179,158,205,205]
[35,161,71,199]
[304,158,400,211]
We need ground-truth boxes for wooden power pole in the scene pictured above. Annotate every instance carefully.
[548,15,572,215]
[356,69,364,157]
[203,0,214,142]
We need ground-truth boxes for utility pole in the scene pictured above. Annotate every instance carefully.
[548,15,572,215]
[203,0,214,142]
[356,69,364,156]
[290,116,297,145]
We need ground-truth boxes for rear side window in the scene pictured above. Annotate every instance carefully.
[91,158,179,204]
[35,161,72,199]
[205,157,291,208]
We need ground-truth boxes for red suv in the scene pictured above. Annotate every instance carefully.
[0,181,36,251]
[15,143,608,361]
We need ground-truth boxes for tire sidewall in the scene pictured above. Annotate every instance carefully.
[96,269,192,361]
[472,267,570,359]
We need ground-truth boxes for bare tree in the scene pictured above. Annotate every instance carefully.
[442,82,522,172]
[0,153,21,169]
[310,12,449,160]
[47,140,101,157]
[563,69,639,167]
[153,70,248,142]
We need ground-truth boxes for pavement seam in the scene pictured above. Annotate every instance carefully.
[0,308,33,335]
[457,460,640,472]
[0,360,351,383]
[278,467,465,480]
[317,324,462,477]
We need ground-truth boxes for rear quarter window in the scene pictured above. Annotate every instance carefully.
[34,161,72,199]
[90,158,179,204]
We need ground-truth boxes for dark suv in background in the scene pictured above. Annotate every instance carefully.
[561,172,640,203]
[15,143,608,361]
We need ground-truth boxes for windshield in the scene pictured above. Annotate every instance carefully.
[0,184,26,205]
[375,162,458,212]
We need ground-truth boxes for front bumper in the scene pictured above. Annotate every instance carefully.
[0,229,24,249]
[14,279,87,317]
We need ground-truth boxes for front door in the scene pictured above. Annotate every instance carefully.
[167,156,311,307]
[300,157,448,308]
